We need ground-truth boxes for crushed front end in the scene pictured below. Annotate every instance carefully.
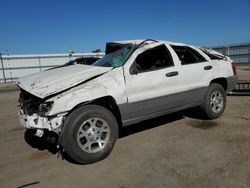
[18,89,65,137]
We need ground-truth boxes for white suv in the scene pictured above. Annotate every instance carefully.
[17,39,237,164]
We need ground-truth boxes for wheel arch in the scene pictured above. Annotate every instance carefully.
[210,77,227,91]
[68,96,122,127]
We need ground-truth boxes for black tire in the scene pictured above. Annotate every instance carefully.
[201,83,226,119]
[60,105,118,164]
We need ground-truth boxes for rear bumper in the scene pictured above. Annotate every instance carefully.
[226,76,238,93]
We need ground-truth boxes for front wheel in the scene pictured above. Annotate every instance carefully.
[60,105,118,164]
[201,83,226,119]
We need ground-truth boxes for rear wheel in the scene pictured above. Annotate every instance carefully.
[201,83,226,119]
[61,105,118,164]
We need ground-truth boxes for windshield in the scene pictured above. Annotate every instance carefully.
[93,44,134,68]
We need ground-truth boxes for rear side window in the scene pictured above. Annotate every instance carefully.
[131,44,174,74]
[171,45,206,65]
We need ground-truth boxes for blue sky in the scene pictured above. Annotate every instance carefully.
[0,0,249,54]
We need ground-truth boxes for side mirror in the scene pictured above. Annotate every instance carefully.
[130,69,138,75]
[129,62,139,75]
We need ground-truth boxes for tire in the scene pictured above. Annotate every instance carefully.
[201,83,226,119]
[60,105,118,164]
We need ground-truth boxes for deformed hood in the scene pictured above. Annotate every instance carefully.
[16,64,112,99]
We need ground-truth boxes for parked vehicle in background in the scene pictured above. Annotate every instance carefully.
[16,39,237,164]
[51,57,100,69]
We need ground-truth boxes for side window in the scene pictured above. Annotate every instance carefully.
[131,44,174,74]
[171,45,206,65]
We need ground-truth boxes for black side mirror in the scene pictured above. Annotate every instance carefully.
[129,62,139,75]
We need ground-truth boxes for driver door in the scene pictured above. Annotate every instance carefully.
[122,43,182,123]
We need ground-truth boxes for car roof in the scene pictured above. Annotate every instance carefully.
[109,39,190,47]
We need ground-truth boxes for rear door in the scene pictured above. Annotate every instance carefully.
[170,45,213,104]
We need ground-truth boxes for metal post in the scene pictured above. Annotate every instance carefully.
[68,50,74,61]
[0,53,7,83]
[38,56,42,72]
[226,46,230,56]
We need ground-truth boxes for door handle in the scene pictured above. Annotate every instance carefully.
[166,71,179,77]
[204,65,213,70]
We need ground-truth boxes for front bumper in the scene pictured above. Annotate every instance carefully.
[18,110,65,131]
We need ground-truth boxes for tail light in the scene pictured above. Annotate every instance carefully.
[231,63,237,75]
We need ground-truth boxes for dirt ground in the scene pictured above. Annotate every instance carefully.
[0,86,249,188]
[236,65,250,82]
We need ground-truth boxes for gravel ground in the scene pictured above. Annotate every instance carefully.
[236,65,250,82]
[0,87,249,188]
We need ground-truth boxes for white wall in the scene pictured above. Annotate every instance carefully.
[0,53,104,82]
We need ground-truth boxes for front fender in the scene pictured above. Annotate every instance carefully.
[47,85,109,115]
[47,68,127,115]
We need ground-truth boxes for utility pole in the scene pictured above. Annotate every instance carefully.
[0,53,7,83]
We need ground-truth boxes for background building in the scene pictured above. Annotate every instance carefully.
[211,42,250,65]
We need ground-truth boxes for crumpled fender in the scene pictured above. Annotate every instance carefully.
[47,68,127,116]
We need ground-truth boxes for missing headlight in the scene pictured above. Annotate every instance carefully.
[38,102,54,116]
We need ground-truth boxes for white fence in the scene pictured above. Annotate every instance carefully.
[0,53,104,83]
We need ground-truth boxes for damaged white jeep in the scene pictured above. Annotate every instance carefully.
[17,39,237,164]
